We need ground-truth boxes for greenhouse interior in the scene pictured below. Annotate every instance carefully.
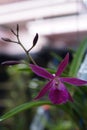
[0,0,87,130]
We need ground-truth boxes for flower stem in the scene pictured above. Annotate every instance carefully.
[17,34,37,65]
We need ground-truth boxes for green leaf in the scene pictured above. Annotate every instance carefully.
[69,39,87,77]
[0,101,51,121]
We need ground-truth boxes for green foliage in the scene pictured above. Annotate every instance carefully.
[50,120,75,130]
[0,101,51,121]
[69,39,87,76]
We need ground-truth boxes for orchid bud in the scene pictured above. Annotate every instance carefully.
[33,33,38,47]
[1,61,21,66]
[2,38,12,42]
[17,24,19,36]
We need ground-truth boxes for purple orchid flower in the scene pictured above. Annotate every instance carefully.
[30,53,87,104]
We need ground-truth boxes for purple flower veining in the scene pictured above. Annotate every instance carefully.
[30,53,87,104]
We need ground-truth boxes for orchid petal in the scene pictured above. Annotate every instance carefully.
[30,64,54,80]
[56,53,69,76]
[61,77,87,86]
[34,81,52,100]
[49,82,69,104]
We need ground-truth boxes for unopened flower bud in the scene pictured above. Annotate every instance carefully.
[1,61,21,66]
[2,38,12,42]
[33,33,38,47]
